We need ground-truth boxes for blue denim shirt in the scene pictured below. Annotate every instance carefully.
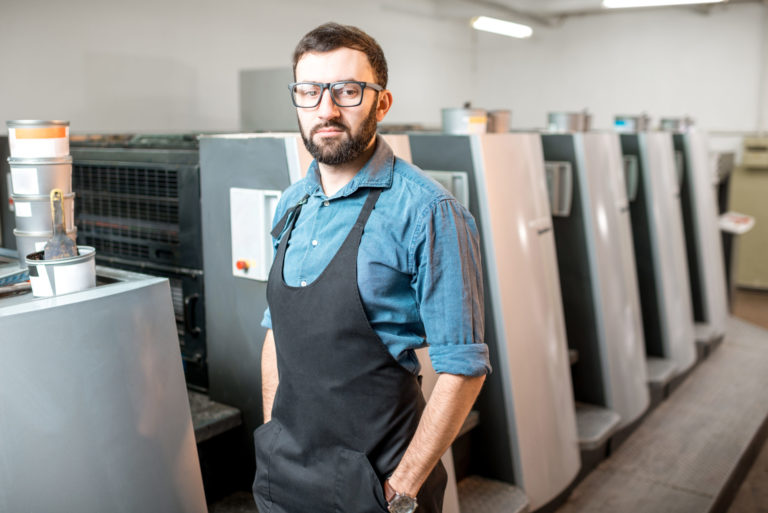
[262,137,490,377]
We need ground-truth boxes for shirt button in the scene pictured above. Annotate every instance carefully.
[311,240,318,247]
[323,200,330,207]
[300,280,307,287]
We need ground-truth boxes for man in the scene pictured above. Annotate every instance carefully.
[255,22,491,513]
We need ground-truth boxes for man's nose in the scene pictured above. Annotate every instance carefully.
[316,88,340,119]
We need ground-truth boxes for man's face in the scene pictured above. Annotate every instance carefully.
[294,48,387,166]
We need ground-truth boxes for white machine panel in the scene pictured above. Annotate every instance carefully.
[642,133,697,373]
[472,134,580,509]
[684,132,728,340]
[580,133,649,427]
[426,170,470,208]
[230,188,281,281]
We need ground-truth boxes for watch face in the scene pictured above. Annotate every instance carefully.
[388,494,417,513]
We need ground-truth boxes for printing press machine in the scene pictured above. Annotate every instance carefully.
[617,124,698,392]
[661,120,729,355]
[540,118,650,459]
[410,132,580,511]
[0,249,207,512]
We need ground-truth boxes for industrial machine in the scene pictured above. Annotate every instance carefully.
[410,132,580,511]
[0,259,206,513]
[68,135,208,390]
[661,121,728,353]
[198,133,300,478]
[729,137,768,289]
[540,121,649,449]
[617,126,697,382]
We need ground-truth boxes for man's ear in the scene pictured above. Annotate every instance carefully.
[376,90,394,122]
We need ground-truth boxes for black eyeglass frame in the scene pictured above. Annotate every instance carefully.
[288,80,384,108]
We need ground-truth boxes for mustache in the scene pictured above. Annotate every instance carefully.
[310,121,349,136]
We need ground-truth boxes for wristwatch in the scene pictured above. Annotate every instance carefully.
[384,479,418,513]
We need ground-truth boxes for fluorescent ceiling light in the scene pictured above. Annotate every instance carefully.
[603,0,726,8]
[471,16,533,39]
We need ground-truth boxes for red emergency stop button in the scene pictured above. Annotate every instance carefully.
[236,260,249,270]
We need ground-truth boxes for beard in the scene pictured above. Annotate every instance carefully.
[299,102,378,165]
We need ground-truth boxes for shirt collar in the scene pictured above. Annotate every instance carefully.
[303,135,395,198]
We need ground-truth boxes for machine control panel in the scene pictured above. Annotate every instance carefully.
[230,187,282,281]
[544,161,573,217]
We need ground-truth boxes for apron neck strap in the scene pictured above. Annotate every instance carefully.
[271,194,309,239]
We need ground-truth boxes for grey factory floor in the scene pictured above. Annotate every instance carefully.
[208,288,768,513]
[725,289,768,513]
[553,291,768,513]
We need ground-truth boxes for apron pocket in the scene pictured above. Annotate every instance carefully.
[252,421,282,511]
[335,448,389,513]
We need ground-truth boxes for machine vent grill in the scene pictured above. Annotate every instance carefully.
[80,236,150,260]
[169,278,184,321]
[73,164,181,262]
[75,165,179,198]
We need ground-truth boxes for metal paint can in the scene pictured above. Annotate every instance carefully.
[11,192,75,233]
[7,120,70,159]
[547,111,592,132]
[441,108,488,134]
[659,117,694,133]
[25,246,96,297]
[13,227,77,268]
[614,114,652,133]
[486,110,511,133]
[8,156,72,195]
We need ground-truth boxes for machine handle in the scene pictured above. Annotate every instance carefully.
[184,293,202,336]
[544,161,573,217]
[529,216,553,235]
[623,155,640,202]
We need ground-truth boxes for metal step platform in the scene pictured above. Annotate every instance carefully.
[188,391,242,444]
[695,322,725,360]
[575,402,621,452]
[458,475,529,513]
[645,356,678,406]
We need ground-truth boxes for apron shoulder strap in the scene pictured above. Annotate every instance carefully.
[271,194,310,239]
[354,188,383,229]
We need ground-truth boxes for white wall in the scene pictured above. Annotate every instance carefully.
[0,1,764,134]
[473,3,766,132]
[0,0,474,133]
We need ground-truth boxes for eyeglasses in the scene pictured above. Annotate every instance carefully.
[288,81,384,108]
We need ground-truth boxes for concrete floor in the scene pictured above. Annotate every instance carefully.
[728,436,768,513]
[726,288,768,513]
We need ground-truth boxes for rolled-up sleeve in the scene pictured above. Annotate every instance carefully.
[410,198,491,376]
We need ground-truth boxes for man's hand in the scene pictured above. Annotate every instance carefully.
[261,329,279,423]
[387,372,485,497]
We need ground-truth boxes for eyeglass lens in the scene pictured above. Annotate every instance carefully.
[293,82,364,108]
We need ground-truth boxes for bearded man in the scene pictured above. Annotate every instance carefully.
[255,22,491,513]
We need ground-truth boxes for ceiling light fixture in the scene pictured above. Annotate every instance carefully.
[471,16,533,39]
[603,0,726,8]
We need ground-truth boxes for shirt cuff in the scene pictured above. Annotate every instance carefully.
[261,308,272,330]
[428,343,492,377]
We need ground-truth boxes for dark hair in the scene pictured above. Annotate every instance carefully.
[292,22,388,88]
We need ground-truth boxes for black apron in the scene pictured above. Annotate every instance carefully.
[254,187,447,513]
